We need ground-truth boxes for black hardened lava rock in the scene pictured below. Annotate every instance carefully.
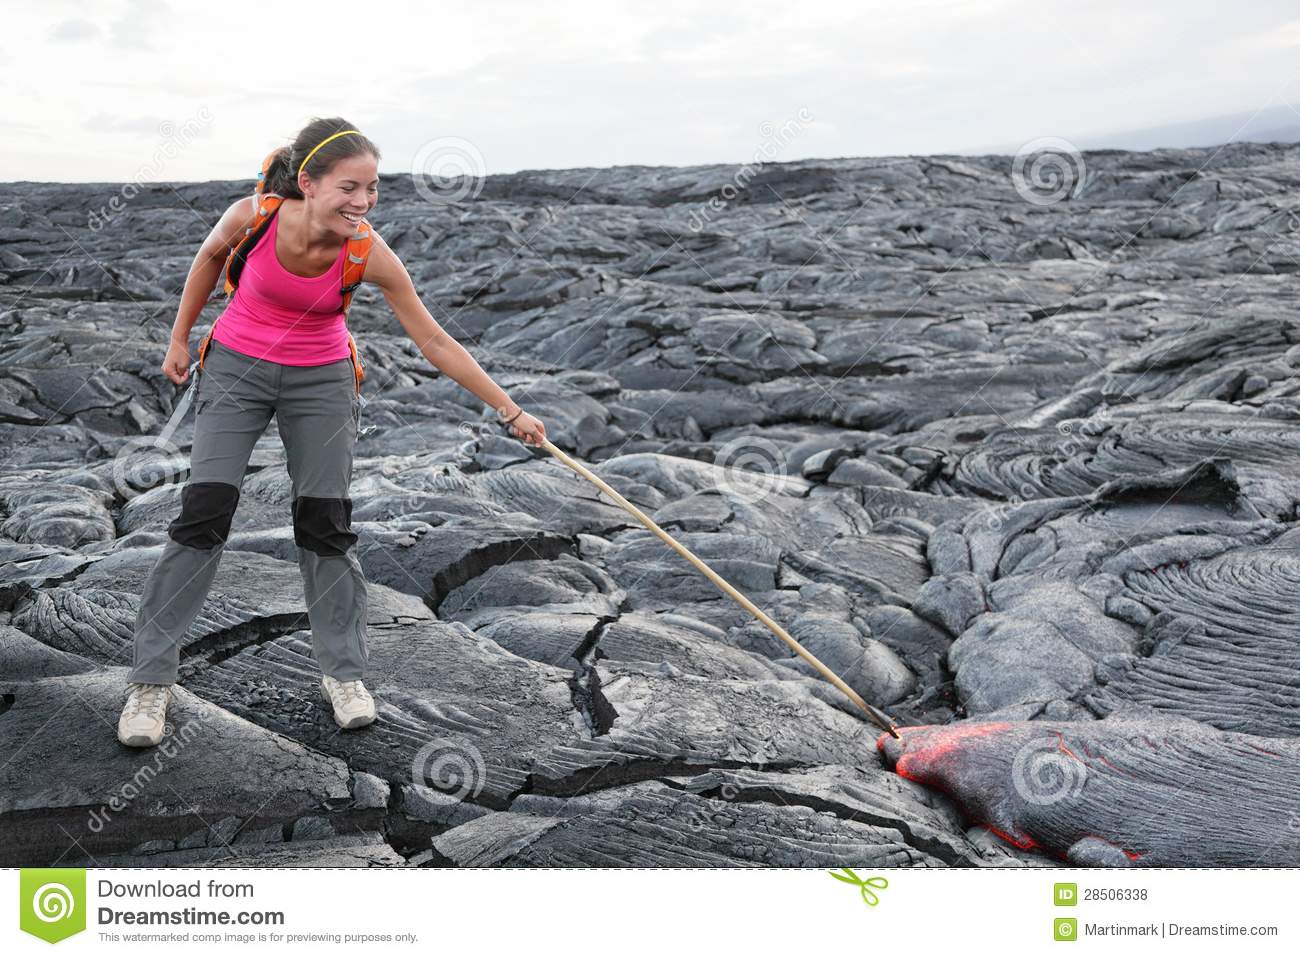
[3,143,1299,866]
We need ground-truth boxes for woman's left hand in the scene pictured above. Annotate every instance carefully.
[508,410,547,447]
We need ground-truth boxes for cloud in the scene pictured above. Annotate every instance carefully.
[47,19,102,42]
[9,0,1300,182]
[83,113,174,135]
[1244,18,1300,48]
[106,0,176,51]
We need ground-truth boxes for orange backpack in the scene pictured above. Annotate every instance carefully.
[198,148,372,394]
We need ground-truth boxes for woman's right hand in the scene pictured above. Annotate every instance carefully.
[163,340,192,385]
[506,410,547,447]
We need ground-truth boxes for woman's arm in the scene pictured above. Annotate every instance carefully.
[162,197,259,384]
[362,227,547,445]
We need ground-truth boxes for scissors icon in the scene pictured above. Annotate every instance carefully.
[828,868,889,906]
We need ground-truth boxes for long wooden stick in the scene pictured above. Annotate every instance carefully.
[541,439,900,738]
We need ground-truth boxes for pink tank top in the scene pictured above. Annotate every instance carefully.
[211,208,353,365]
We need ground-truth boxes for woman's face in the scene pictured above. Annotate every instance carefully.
[302,152,379,235]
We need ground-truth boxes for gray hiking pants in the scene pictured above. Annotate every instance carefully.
[130,337,368,685]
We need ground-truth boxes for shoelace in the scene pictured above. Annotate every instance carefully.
[125,683,168,719]
[334,679,372,707]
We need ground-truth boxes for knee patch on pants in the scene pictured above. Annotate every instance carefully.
[293,496,358,556]
[168,481,240,548]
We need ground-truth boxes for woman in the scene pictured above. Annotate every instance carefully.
[118,117,546,747]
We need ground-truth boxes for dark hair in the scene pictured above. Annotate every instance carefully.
[262,116,381,199]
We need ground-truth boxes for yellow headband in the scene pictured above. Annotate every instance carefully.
[297,129,362,177]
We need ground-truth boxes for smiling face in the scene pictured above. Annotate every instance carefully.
[298,151,380,236]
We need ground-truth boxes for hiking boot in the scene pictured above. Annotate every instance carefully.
[118,682,173,747]
[320,676,376,729]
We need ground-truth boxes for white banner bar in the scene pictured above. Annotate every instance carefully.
[5,867,1296,954]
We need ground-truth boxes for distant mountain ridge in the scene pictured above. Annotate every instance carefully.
[963,101,1300,155]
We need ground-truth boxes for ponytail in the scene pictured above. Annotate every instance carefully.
[261,146,301,198]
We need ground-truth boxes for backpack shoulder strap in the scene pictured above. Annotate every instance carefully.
[221,193,284,296]
[220,148,288,296]
[340,217,374,315]
[339,219,375,391]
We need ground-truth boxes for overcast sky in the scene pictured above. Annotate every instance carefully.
[5,0,1300,184]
